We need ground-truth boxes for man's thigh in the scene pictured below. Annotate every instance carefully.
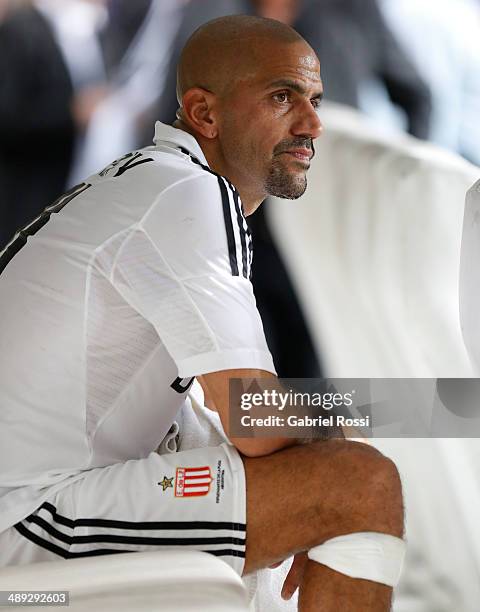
[2,444,246,576]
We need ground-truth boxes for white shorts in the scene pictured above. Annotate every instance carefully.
[0,443,246,576]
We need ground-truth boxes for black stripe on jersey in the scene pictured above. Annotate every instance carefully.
[15,523,129,559]
[247,230,253,280]
[0,182,91,276]
[178,146,194,157]
[203,549,245,558]
[227,183,249,279]
[24,513,245,547]
[15,522,245,560]
[178,148,244,278]
[38,501,246,532]
[217,177,239,276]
[178,148,216,181]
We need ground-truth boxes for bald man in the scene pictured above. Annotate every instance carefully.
[0,16,404,611]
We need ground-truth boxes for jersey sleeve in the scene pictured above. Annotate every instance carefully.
[111,173,276,378]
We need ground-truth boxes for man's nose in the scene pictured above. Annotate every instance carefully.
[291,100,323,140]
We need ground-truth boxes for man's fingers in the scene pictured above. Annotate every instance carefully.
[281,552,309,600]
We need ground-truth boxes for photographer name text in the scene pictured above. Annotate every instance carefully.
[240,414,370,428]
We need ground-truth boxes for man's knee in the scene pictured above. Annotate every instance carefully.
[241,439,403,573]
[359,445,404,537]
[307,439,404,539]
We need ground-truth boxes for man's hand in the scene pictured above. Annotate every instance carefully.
[270,552,309,601]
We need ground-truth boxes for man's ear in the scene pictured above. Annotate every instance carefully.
[181,88,219,139]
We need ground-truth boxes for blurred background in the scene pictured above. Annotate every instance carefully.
[1,1,479,610]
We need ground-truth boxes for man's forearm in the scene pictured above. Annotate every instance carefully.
[229,410,345,457]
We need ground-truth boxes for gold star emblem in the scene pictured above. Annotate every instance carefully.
[158,476,174,491]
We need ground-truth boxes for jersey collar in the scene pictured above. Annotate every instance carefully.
[153,122,209,168]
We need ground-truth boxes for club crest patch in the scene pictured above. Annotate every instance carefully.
[175,466,213,497]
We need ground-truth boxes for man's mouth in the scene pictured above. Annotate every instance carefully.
[280,148,313,163]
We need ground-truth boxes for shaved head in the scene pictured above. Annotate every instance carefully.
[174,14,323,211]
[177,15,305,103]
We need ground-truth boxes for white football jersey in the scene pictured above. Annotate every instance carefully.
[0,123,275,533]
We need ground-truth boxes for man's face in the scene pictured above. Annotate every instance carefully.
[217,40,323,201]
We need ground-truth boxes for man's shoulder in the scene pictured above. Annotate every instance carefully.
[131,148,238,214]
[84,147,240,237]
[90,147,221,197]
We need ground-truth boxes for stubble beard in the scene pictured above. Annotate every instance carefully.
[264,156,308,199]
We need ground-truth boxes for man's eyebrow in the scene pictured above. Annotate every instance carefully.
[267,79,324,99]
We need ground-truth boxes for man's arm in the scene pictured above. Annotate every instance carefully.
[198,368,300,457]
[198,368,346,457]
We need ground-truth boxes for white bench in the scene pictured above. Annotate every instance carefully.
[0,550,249,611]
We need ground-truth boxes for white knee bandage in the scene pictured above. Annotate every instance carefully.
[307,532,406,587]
